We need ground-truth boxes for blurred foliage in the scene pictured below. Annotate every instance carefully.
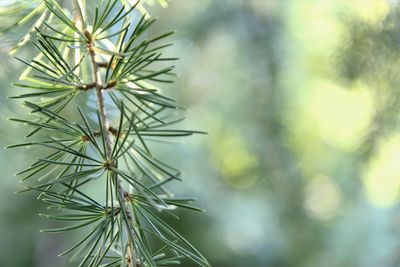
[3,0,400,266]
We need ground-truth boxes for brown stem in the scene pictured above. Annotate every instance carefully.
[72,1,136,266]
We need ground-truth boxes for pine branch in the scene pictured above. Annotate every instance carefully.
[4,1,210,266]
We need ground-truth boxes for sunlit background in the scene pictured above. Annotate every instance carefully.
[2,0,400,266]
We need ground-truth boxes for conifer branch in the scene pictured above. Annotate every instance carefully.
[3,1,210,266]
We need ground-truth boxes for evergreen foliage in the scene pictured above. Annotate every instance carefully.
[3,1,209,266]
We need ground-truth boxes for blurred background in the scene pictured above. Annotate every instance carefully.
[2,0,400,266]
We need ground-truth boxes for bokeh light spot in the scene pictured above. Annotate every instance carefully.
[363,134,400,208]
[309,81,374,151]
[304,174,342,220]
[211,129,258,190]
